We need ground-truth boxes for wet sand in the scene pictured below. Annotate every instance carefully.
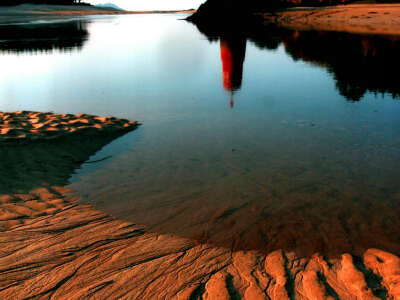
[2,187,400,299]
[262,4,400,35]
[1,111,400,299]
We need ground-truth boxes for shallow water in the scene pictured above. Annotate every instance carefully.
[1,14,400,257]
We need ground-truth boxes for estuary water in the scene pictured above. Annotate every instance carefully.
[1,14,400,257]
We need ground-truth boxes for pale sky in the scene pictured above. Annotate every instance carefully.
[89,0,205,11]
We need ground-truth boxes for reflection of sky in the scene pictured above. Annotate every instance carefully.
[88,0,204,10]
[0,15,215,117]
[0,14,398,119]
[1,14,400,257]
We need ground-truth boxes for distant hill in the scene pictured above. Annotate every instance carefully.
[95,3,122,10]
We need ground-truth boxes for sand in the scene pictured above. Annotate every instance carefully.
[2,4,400,298]
[0,111,137,143]
[1,188,400,299]
[262,4,400,35]
[1,110,400,299]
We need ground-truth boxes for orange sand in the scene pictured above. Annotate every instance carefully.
[262,4,400,35]
[1,188,399,299]
[1,110,400,298]
[0,111,137,142]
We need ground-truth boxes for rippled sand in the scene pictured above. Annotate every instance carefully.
[1,187,400,299]
[0,111,137,142]
[1,111,400,299]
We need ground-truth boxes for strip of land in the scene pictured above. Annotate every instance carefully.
[262,4,400,35]
[0,4,195,24]
[0,4,195,17]
[1,111,400,299]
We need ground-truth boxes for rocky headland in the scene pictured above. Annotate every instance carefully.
[188,0,400,37]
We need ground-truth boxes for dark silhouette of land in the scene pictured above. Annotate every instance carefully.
[191,18,400,101]
[0,19,89,53]
[280,29,400,101]
[187,0,355,24]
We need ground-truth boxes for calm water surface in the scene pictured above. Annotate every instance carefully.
[1,14,400,257]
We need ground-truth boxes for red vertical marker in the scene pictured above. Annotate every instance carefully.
[220,37,246,108]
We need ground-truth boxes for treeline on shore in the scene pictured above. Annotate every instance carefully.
[0,20,89,53]
[0,0,89,6]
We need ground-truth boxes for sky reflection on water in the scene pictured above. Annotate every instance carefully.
[1,15,400,257]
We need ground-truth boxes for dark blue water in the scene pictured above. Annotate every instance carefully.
[1,14,400,257]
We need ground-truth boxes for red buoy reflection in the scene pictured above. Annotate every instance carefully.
[220,36,246,107]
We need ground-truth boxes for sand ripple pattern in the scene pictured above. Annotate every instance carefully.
[0,189,399,300]
[0,111,138,142]
[1,111,400,299]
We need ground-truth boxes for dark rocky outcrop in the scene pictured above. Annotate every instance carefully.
[188,0,354,24]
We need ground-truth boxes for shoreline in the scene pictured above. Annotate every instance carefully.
[3,3,400,37]
[1,111,400,298]
[0,111,138,142]
[2,186,400,299]
[262,3,400,35]
[0,4,195,24]
[0,4,195,17]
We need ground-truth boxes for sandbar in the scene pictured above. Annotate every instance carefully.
[262,3,400,35]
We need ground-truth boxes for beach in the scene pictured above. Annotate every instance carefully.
[1,4,400,299]
[0,111,399,299]
[262,3,400,35]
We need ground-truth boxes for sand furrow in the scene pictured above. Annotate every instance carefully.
[2,110,400,299]
[1,191,400,299]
